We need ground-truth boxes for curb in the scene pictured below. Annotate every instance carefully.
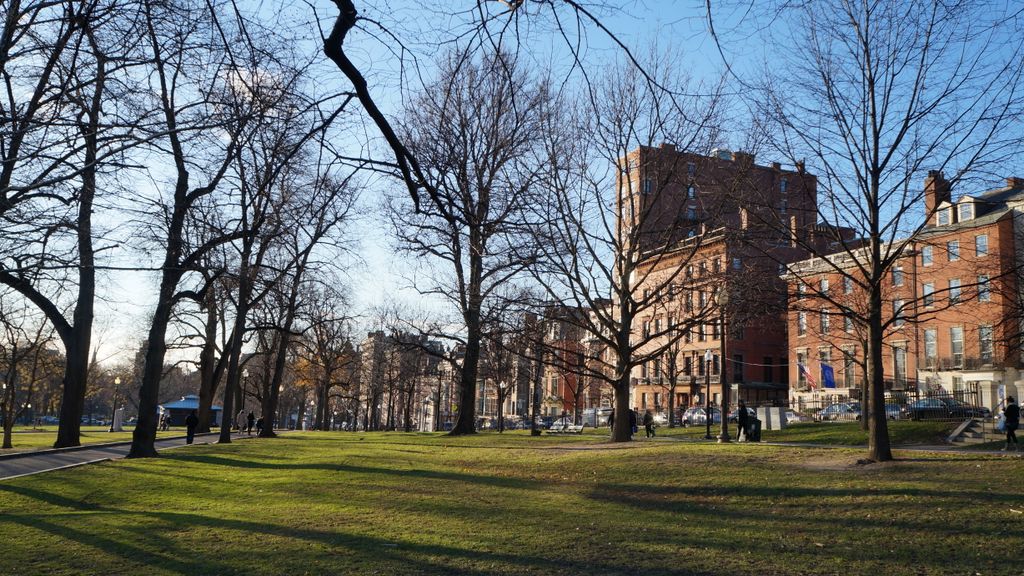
[0,432,219,462]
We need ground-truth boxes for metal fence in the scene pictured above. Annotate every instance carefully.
[756,383,988,423]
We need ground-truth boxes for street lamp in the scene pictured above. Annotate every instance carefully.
[109,376,121,432]
[704,349,713,440]
[241,368,249,416]
[715,287,731,443]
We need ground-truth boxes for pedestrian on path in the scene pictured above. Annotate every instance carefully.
[185,410,199,445]
[1003,396,1019,451]
[737,399,750,442]
[246,411,255,435]
[643,409,655,438]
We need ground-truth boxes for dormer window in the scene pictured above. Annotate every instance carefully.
[687,162,696,177]
[687,185,696,199]
[958,202,973,221]
[937,208,949,226]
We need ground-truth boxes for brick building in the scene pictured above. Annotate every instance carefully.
[785,174,1024,410]
[624,145,834,415]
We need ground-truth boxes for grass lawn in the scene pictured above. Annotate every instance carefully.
[1,432,1021,575]
[1,426,183,454]
[601,420,956,446]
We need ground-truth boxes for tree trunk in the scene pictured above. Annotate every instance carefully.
[197,291,219,433]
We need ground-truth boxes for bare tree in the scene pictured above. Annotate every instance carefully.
[388,50,549,435]
[0,291,58,448]
[709,0,1024,461]
[530,59,724,442]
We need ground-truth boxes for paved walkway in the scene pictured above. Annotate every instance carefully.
[0,433,223,481]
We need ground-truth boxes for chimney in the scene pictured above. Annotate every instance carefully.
[1007,176,1024,189]
[660,142,676,152]
[924,170,951,224]
[732,151,754,165]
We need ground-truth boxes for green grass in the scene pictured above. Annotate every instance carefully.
[1,431,1022,575]
[599,420,956,445]
[1,426,182,453]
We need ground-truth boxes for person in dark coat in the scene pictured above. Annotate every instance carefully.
[628,409,637,440]
[185,410,199,445]
[255,416,264,435]
[607,409,615,432]
[643,409,655,438]
[737,399,750,441]
[1003,396,1019,451]
[246,411,255,435]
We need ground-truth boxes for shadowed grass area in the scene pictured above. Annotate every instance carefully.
[1,431,1021,575]
[1,426,181,454]
[594,420,956,445]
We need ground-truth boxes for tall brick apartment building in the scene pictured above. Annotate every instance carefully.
[624,144,839,414]
[786,174,1024,410]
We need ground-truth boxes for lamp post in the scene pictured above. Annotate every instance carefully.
[716,288,731,443]
[704,349,713,440]
[241,368,249,417]
[109,377,121,432]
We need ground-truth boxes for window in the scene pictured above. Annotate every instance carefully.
[684,356,692,376]
[780,177,788,194]
[892,266,903,287]
[818,348,831,386]
[796,350,808,388]
[893,345,907,388]
[642,178,653,194]
[654,318,661,334]
[842,347,856,388]
[698,324,707,342]
[797,312,807,336]
[820,309,830,334]
[780,199,788,214]
[922,282,935,307]
[713,259,721,274]
[653,361,661,379]
[950,326,964,368]
[797,283,806,299]
[959,203,973,221]
[654,392,661,408]
[642,321,650,337]
[641,362,648,378]
[698,354,706,376]
[641,393,647,408]
[733,354,744,383]
[843,276,854,294]
[949,278,961,303]
[687,185,696,199]
[698,291,706,308]
[979,325,993,364]
[921,245,933,266]
[685,292,694,312]
[732,257,742,270]
[763,356,773,382]
[893,300,904,327]
[937,209,949,226]
[820,278,829,293]
[924,329,937,368]
[731,323,744,340]
[687,162,696,177]
[844,315,853,333]
[947,240,959,261]
[686,207,697,220]
[712,353,720,375]
[978,274,991,302]
[975,234,988,257]
[712,320,721,340]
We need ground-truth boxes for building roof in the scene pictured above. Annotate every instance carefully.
[159,395,222,411]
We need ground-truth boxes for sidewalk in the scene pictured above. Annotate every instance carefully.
[0,433,224,481]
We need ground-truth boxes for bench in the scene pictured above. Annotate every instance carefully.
[546,424,584,435]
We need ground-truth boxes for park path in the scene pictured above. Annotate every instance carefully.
[0,433,223,481]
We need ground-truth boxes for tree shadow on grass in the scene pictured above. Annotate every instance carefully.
[165,454,541,491]
[0,483,722,576]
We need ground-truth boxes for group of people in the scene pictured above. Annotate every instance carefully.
[179,409,265,445]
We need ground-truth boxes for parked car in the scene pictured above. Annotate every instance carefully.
[40,415,59,425]
[680,406,721,426]
[548,417,574,430]
[785,410,812,424]
[814,402,861,422]
[903,397,991,420]
[727,407,757,423]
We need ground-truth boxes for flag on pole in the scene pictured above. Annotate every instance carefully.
[798,363,817,389]
[821,364,836,389]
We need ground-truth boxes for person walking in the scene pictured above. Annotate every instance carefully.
[1003,396,1019,451]
[255,416,264,435]
[607,409,615,435]
[737,399,750,442]
[643,409,655,438]
[246,411,255,436]
[185,410,199,445]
